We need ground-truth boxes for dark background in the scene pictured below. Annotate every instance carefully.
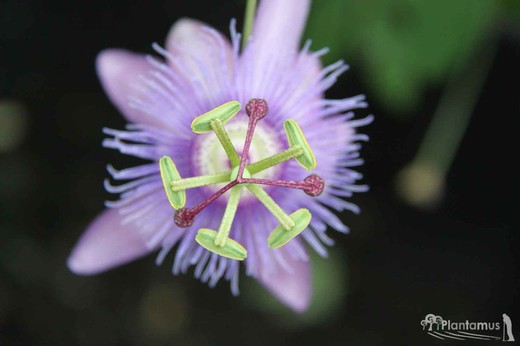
[0,1,518,345]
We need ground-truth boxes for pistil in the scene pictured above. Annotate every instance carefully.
[237,99,268,179]
[241,174,325,196]
[174,180,238,228]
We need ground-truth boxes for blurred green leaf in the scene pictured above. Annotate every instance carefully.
[306,0,498,115]
[500,0,520,20]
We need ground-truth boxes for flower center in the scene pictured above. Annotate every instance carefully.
[192,116,283,200]
[159,99,324,261]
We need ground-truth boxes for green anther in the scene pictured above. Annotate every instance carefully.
[284,119,317,171]
[268,208,312,249]
[214,186,242,247]
[247,184,295,230]
[191,101,241,134]
[159,156,186,210]
[247,146,304,175]
[210,119,241,167]
[196,228,247,261]
[171,171,231,192]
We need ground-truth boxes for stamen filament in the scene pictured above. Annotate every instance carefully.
[248,146,303,175]
[215,186,242,247]
[247,184,295,230]
[171,172,230,191]
[210,119,241,167]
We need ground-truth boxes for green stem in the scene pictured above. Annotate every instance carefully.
[210,119,241,167]
[241,0,257,50]
[248,146,303,175]
[171,171,230,191]
[215,186,242,247]
[414,42,497,176]
[247,184,295,230]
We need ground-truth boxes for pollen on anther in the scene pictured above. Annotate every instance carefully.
[245,99,268,119]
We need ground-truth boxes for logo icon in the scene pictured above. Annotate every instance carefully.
[420,313,515,342]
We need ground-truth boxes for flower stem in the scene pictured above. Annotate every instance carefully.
[242,0,257,50]
[247,184,295,230]
[210,119,241,167]
[247,146,303,175]
[215,186,242,247]
[413,43,496,176]
[171,171,231,191]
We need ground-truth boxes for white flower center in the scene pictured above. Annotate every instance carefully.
[192,117,284,200]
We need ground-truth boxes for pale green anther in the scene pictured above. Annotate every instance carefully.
[196,228,247,261]
[268,208,312,249]
[171,171,231,192]
[191,101,241,133]
[159,156,186,210]
[247,146,304,175]
[215,186,242,247]
[284,119,317,171]
[247,184,295,230]
[210,119,241,167]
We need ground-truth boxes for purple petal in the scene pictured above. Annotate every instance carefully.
[258,252,312,312]
[166,18,215,57]
[67,208,153,275]
[165,17,233,70]
[252,0,311,54]
[96,49,169,128]
[164,18,234,111]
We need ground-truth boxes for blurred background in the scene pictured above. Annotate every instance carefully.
[0,0,518,345]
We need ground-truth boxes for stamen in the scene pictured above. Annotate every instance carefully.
[209,119,241,167]
[195,228,247,260]
[283,119,316,170]
[247,145,303,174]
[268,209,312,249]
[191,101,241,133]
[159,156,186,209]
[214,186,242,247]
[171,171,230,191]
[246,184,295,230]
